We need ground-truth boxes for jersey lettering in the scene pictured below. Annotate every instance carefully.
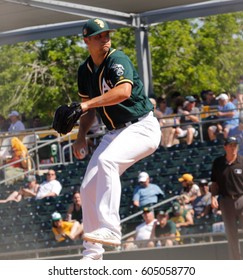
[102,79,112,94]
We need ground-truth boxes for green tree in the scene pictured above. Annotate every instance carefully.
[194,13,243,94]
[112,27,137,67]
[149,20,197,96]
[149,12,243,98]
[0,42,38,116]
[0,36,88,125]
[30,36,88,123]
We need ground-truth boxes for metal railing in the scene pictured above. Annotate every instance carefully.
[121,195,179,240]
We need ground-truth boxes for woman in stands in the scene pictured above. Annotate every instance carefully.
[66,191,83,224]
[0,175,39,203]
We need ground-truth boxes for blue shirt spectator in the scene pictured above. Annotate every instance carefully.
[208,93,239,141]
[133,172,164,208]
[8,111,25,132]
[192,179,212,219]
[228,119,243,156]
[216,94,238,127]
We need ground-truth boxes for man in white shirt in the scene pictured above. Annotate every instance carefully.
[35,169,62,200]
[123,207,156,249]
[8,111,25,132]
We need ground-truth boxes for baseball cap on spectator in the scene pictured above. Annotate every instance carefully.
[138,172,149,182]
[82,18,115,38]
[27,175,36,182]
[157,210,168,217]
[216,93,228,100]
[224,136,239,146]
[142,207,153,213]
[185,96,196,102]
[199,179,208,186]
[8,110,19,117]
[178,173,193,182]
[172,202,181,214]
[51,212,62,221]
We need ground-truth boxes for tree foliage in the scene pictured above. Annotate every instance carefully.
[149,12,243,97]
[0,12,242,125]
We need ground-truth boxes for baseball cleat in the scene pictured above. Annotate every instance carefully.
[82,228,121,246]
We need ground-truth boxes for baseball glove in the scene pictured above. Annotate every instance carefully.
[52,102,83,134]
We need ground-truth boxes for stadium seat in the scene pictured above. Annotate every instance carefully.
[0,137,12,159]
[22,134,40,149]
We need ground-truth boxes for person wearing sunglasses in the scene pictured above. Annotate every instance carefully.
[35,169,62,200]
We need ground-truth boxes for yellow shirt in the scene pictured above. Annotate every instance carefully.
[52,221,73,242]
[170,216,185,224]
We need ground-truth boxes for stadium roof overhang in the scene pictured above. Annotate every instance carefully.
[1,0,243,94]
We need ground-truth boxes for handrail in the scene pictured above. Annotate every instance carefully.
[0,154,36,185]
[121,195,179,240]
[0,130,75,186]
[121,195,179,224]
[61,128,107,164]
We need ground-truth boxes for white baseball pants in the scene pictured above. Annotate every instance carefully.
[80,112,161,257]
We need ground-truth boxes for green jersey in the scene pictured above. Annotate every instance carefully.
[78,48,153,130]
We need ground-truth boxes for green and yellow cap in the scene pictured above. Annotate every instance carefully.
[82,18,115,38]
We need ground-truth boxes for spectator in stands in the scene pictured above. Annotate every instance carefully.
[150,210,180,247]
[154,97,178,147]
[192,94,201,108]
[174,96,185,112]
[157,97,173,116]
[8,111,25,132]
[192,179,212,220]
[35,169,62,200]
[201,90,218,107]
[211,136,243,259]
[228,116,243,156]
[7,137,31,170]
[236,75,243,110]
[2,137,32,183]
[133,172,164,208]
[0,115,9,132]
[29,115,43,129]
[123,206,156,250]
[149,98,164,126]
[230,93,238,108]
[168,201,194,229]
[0,175,39,203]
[66,191,83,224]
[200,90,218,141]
[51,212,83,242]
[178,173,200,208]
[175,96,200,145]
[208,93,239,141]
[159,95,184,148]
[149,98,167,146]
